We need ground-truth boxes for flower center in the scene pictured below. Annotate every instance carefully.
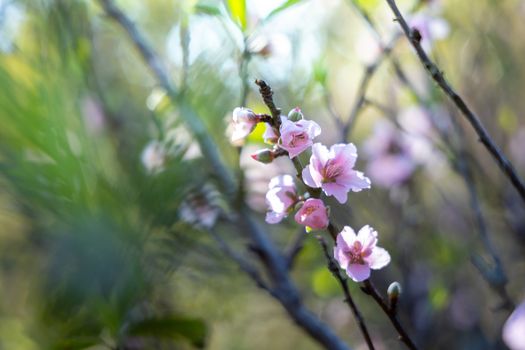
[344,241,369,265]
[322,160,343,182]
[290,132,307,147]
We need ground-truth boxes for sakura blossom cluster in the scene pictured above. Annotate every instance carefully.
[231,105,390,282]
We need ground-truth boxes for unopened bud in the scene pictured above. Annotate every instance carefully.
[251,149,275,164]
[387,281,402,312]
[287,107,303,122]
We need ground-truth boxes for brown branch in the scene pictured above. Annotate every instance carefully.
[317,236,376,350]
[384,0,525,204]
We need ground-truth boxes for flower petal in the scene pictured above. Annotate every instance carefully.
[356,225,378,249]
[334,245,349,270]
[339,226,357,245]
[346,264,371,282]
[265,211,285,224]
[322,182,348,204]
[331,143,358,168]
[367,247,391,270]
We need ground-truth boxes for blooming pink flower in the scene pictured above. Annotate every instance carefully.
[231,107,259,142]
[503,300,525,350]
[302,143,370,204]
[265,175,297,224]
[294,198,329,229]
[279,116,321,158]
[334,225,391,282]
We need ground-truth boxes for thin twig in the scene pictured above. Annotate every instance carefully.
[362,280,418,350]
[317,236,376,350]
[384,0,525,204]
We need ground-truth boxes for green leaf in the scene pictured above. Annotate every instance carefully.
[265,0,303,21]
[226,0,247,31]
[127,317,208,348]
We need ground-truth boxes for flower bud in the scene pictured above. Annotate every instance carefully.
[250,149,275,164]
[287,107,304,122]
[231,107,260,142]
[387,281,402,312]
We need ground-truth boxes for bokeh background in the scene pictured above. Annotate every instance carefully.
[1,0,525,349]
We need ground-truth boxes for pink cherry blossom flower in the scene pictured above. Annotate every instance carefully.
[265,175,298,224]
[231,107,260,142]
[334,225,391,282]
[279,116,321,158]
[294,198,329,229]
[503,300,525,350]
[302,143,371,204]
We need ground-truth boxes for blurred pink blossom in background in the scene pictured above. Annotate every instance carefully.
[265,174,298,224]
[364,120,416,188]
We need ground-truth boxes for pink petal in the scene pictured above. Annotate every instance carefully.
[311,143,330,168]
[503,301,525,350]
[331,143,357,168]
[356,225,378,249]
[286,142,312,159]
[346,264,371,282]
[340,171,371,192]
[339,226,357,245]
[265,211,285,224]
[322,182,348,204]
[302,166,319,188]
[334,245,349,270]
[367,247,391,270]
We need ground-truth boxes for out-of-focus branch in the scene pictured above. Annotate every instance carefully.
[97,2,350,349]
[317,236,376,350]
[391,56,514,311]
[209,229,273,295]
[384,0,525,204]
[285,228,307,270]
[341,34,401,140]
